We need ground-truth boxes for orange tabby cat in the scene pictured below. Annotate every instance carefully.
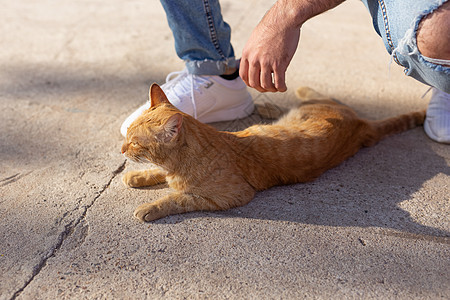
[121,84,425,222]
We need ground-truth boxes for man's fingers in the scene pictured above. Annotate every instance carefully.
[273,68,287,92]
[240,57,286,93]
[248,62,266,93]
[260,66,277,92]
[239,59,249,85]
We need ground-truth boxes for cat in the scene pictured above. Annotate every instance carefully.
[121,83,425,222]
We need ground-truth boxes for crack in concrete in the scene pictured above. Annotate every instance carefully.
[0,171,33,188]
[378,229,450,244]
[9,160,126,300]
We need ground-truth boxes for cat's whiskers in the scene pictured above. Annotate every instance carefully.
[123,152,147,164]
[136,155,151,164]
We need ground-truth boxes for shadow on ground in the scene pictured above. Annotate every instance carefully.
[150,109,449,240]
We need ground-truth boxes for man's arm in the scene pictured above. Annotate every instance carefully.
[239,0,346,93]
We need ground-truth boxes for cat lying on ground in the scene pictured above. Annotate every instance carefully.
[121,84,424,222]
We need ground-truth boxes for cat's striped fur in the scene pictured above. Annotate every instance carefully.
[121,84,425,222]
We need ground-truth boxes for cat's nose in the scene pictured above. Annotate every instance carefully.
[121,144,127,154]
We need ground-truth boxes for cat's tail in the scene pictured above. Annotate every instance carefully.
[364,110,426,146]
[295,86,329,101]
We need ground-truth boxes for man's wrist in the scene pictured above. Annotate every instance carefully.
[275,0,346,27]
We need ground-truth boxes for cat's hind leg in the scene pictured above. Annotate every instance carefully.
[134,192,225,222]
[295,87,329,101]
[122,168,166,188]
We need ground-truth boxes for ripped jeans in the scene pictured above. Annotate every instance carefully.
[161,0,450,92]
[361,0,450,93]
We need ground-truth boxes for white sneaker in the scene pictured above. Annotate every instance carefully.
[424,88,450,144]
[120,68,254,137]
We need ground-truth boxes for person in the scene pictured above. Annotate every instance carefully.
[121,0,450,144]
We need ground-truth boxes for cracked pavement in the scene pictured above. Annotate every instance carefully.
[1,0,449,299]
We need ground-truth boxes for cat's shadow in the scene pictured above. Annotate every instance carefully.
[233,135,449,238]
[157,107,450,239]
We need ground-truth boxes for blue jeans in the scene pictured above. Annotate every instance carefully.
[160,0,237,75]
[162,0,450,92]
[361,0,450,92]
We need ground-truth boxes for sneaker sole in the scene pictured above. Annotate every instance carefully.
[424,118,450,144]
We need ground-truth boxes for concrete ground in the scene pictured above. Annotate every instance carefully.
[1,0,449,299]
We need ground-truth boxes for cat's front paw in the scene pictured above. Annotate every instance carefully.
[134,203,163,222]
[122,171,139,188]
[122,171,149,188]
[122,169,166,188]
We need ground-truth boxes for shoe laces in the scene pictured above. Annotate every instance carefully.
[163,68,212,119]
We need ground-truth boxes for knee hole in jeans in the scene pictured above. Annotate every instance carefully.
[416,1,450,65]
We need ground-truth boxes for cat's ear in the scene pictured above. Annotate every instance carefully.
[160,113,183,143]
[149,83,171,108]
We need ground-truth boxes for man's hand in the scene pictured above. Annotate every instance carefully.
[240,2,301,93]
[240,18,300,93]
[239,0,345,93]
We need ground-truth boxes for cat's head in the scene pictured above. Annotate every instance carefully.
[121,84,184,164]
